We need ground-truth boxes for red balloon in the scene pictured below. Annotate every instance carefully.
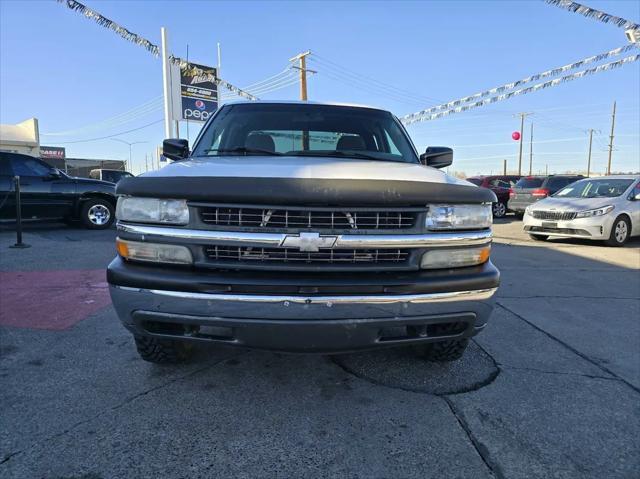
[512,131,521,141]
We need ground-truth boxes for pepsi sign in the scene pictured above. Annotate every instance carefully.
[179,63,218,122]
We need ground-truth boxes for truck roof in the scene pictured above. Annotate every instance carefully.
[221,99,388,113]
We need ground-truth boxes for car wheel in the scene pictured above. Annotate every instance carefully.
[413,323,469,362]
[80,199,114,229]
[492,201,507,218]
[529,234,548,241]
[605,216,630,247]
[134,335,193,364]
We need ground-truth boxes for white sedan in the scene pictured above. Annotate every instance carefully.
[523,175,640,246]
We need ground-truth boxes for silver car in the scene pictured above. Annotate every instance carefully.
[523,175,640,246]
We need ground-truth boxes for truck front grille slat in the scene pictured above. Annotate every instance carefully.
[531,211,577,221]
[204,246,410,264]
[200,207,416,230]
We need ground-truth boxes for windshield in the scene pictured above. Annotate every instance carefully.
[515,177,544,189]
[192,103,419,163]
[555,178,635,198]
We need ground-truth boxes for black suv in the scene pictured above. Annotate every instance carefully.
[508,174,584,217]
[0,152,116,229]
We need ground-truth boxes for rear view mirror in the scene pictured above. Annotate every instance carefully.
[162,138,190,161]
[420,146,453,169]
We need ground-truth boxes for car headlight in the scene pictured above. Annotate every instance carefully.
[575,205,614,218]
[426,204,492,230]
[420,245,491,269]
[116,197,189,225]
[116,238,193,264]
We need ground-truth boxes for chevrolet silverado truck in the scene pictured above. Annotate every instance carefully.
[107,101,499,364]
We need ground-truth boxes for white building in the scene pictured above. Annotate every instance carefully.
[0,118,40,156]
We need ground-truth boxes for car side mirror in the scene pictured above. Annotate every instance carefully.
[162,138,189,161]
[419,146,453,169]
[632,192,640,201]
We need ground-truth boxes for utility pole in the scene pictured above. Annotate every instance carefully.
[503,159,507,175]
[515,112,532,175]
[289,51,316,150]
[289,50,315,101]
[528,123,534,176]
[607,101,616,175]
[586,129,597,177]
[545,164,548,175]
[145,154,149,172]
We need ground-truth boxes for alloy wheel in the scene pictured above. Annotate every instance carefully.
[88,204,111,225]
[615,220,628,243]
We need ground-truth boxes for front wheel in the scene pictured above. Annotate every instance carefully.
[492,201,507,218]
[605,216,630,247]
[80,199,114,229]
[134,335,193,364]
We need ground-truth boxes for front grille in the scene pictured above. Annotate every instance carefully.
[532,211,577,221]
[204,246,410,265]
[526,226,591,236]
[199,206,416,230]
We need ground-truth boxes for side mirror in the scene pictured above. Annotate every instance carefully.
[162,138,189,161]
[632,192,640,201]
[45,169,62,180]
[419,146,453,169]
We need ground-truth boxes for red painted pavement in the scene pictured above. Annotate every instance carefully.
[0,269,111,331]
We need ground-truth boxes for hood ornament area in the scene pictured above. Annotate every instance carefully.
[282,232,338,252]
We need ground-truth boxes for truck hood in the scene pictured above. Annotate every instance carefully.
[532,196,617,212]
[143,156,470,186]
[118,156,495,206]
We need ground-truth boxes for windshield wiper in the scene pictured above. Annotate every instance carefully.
[204,147,282,156]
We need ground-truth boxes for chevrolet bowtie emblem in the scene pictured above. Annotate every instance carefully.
[282,232,338,252]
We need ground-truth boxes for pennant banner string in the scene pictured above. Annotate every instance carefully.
[544,0,640,32]
[402,54,640,125]
[56,0,258,100]
[402,44,637,123]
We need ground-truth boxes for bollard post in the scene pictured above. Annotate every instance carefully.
[9,176,30,249]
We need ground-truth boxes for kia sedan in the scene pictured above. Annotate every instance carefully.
[523,175,640,246]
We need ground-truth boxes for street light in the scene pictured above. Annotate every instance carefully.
[111,138,148,173]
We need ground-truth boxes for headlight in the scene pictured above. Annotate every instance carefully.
[575,205,614,218]
[116,197,189,225]
[420,245,491,269]
[116,238,193,264]
[426,204,492,230]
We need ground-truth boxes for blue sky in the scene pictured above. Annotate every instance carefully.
[1,0,638,176]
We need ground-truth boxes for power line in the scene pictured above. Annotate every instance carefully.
[52,119,163,144]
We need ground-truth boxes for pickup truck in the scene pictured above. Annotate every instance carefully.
[107,101,499,364]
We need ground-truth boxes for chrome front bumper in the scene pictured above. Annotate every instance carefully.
[109,285,497,353]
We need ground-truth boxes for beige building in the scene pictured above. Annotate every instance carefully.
[0,118,40,156]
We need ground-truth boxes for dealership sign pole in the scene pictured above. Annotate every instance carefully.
[161,27,173,139]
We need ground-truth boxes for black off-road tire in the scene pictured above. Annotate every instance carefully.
[605,215,630,247]
[529,234,549,241]
[134,335,193,364]
[80,198,115,230]
[416,338,469,362]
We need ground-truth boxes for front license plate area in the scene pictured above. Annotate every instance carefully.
[542,222,558,229]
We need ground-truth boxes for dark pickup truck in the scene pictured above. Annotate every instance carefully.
[107,101,499,364]
[0,152,116,229]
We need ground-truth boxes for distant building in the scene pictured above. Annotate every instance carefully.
[0,118,40,156]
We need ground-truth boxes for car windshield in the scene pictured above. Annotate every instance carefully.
[515,177,544,189]
[192,103,419,163]
[555,178,635,198]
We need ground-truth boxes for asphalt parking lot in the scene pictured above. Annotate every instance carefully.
[1,218,639,479]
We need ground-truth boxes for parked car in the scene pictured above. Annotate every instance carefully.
[0,152,116,229]
[523,175,640,246]
[89,168,134,184]
[509,174,584,217]
[108,101,499,364]
[466,175,521,218]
